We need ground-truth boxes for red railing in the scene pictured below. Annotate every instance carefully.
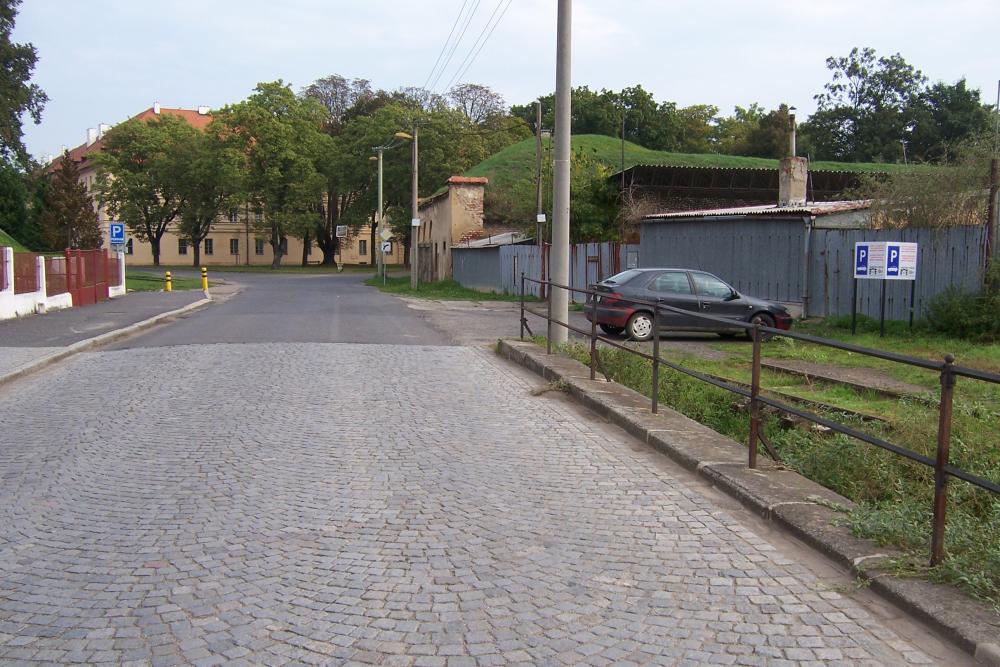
[45,255,68,296]
[66,249,115,306]
[13,252,39,294]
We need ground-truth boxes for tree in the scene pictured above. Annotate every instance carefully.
[448,83,506,124]
[95,115,198,266]
[907,79,992,162]
[175,125,244,266]
[0,0,47,166]
[302,75,375,133]
[38,152,101,250]
[218,81,332,269]
[803,47,926,161]
[0,158,28,244]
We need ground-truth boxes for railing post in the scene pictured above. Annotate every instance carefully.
[519,272,525,341]
[589,289,597,381]
[930,354,956,566]
[749,323,762,469]
[651,306,660,413]
[546,283,553,355]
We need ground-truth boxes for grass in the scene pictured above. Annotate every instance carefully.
[0,228,30,252]
[539,333,1000,611]
[125,271,204,292]
[366,275,538,301]
[465,134,932,190]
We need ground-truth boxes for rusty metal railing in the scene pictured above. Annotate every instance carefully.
[519,273,1000,566]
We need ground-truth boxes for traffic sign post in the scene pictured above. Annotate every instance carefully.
[851,242,919,336]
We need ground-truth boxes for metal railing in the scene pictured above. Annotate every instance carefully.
[518,274,1000,566]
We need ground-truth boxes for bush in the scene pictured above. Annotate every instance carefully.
[925,268,1000,341]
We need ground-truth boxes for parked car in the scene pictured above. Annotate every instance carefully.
[584,268,793,341]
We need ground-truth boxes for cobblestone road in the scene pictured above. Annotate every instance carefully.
[0,343,937,665]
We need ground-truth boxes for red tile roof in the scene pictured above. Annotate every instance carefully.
[54,106,214,172]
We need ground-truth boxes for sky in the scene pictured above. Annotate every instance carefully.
[14,0,1000,161]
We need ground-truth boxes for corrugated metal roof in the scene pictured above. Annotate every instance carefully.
[643,200,872,220]
[621,163,886,176]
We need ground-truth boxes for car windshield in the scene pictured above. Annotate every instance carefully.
[602,270,644,285]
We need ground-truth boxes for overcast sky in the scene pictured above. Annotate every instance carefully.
[15,0,1000,160]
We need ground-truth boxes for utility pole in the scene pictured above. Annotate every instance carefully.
[549,0,571,346]
[410,124,420,289]
[375,147,384,280]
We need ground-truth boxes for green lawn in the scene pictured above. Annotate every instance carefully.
[465,134,930,190]
[366,275,537,301]
[0,228,29,252]
[125,271,204,292]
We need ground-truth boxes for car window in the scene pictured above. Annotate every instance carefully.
[691,272,733,298]
[602,269,643,285]
[650,271,692,294]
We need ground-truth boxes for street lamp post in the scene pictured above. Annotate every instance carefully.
[370,132,414,284]
[410,124,420,290]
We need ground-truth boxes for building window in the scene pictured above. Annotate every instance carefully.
[125,239,133,255]
[228,208,238,222]
[204,238,214,256]
[255,239,265,255]
[359,240,367,256]
[230,239,239,256]
[178,239,188,255]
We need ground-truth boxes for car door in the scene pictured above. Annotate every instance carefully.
[646,271,702,330]
[690,271,750,331]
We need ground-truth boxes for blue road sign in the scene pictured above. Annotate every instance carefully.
[886,244,900,277]
[854,244,869,277]
[109,223,125,245]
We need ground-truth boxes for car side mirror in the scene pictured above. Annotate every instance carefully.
[724,290,740,301]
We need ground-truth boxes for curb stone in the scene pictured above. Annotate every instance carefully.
[0,297,213,388]
[497,338,1000,666]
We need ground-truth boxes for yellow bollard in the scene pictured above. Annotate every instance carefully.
[200,266,208,291]
[164,271,172,292]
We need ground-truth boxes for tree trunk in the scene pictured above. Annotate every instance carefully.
[369,217,376,270]
[270,227,283,269]
[301,230,311,266]
[193,242,201,268]
[150,237,161,267]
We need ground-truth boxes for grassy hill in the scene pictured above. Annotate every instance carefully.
[465,134,925,189]
[0,228,29,252]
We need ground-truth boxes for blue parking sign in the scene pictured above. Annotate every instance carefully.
[109,223,125,245]
[886,244,900,276]
[855,244,869,277]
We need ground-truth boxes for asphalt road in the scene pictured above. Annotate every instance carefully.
[109,272,449,349]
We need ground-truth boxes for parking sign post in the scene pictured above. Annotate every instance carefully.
[852,241,918,337]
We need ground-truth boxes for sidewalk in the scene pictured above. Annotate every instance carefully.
[0,288,223,384]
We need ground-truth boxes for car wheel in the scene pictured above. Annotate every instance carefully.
[626,311,654,341]
[746,312,776,340]
[599,323,624,336]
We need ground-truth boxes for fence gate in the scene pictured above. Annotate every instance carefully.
[66,249,112,307]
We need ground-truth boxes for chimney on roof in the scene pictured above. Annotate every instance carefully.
[60,144,67,154]
[98,123,111,138]
[153,102,161,114]
[777,110,807,207]
[197,106,210,115]
[86,128,98,147]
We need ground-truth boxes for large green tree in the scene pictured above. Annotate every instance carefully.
[95,114,199,266]
[0,0,46,166]
[175,123,245,266]
[218,81,332,269]
[38,151,101,250]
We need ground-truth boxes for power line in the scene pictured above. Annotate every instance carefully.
[443,0,514,93]
[428,0,484,94]
[421,0,470,91]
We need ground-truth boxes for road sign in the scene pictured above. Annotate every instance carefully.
[109,222,125,246]
[381,241,392,254]
[380,228,393,242]
[335,225,348,238]
[854,242,917,280]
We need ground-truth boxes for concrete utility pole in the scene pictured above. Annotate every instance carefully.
[535,101,544,244]
[549,0,571,346]
[376,147,384,280]
[410,124,420,289]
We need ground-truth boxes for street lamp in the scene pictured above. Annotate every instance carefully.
[370,132,412,283]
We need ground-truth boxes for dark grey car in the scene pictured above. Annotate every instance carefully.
[584,268,793,341]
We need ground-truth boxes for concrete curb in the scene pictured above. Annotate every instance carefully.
[0,297,213,389]
[497,338,1000,666]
